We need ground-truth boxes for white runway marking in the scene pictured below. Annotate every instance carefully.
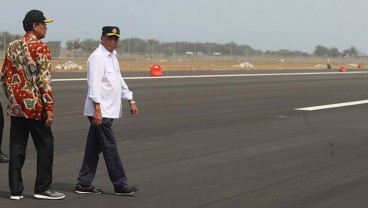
[53,78,87,82]
[51,71,368,82]
[295,100,368,111]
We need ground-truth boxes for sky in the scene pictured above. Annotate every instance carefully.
[1,0,367,53]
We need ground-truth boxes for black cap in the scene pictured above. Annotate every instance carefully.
[22,9,53,25]
[102,26,121,38]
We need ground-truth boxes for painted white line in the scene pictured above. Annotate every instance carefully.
[295,100,368,111]
[52,78,86,82]
[51,71,368,82]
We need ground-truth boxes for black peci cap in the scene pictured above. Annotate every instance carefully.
[22,9,53,25]
[102,26,121,38]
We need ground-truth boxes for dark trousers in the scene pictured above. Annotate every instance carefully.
[9,117,54,195]
[77,117,128,190]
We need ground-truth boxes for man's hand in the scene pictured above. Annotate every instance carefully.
[45,110,54,127]
[130,103,139,117]
[93,102,102,126]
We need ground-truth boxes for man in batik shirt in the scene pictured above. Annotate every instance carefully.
[0,9,65,200]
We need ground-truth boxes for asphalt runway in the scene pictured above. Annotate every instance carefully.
[1,69,368,207]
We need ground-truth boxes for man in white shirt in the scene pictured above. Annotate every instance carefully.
[76,26,139,195]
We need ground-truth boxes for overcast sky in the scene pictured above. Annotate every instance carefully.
[1,0,367,53]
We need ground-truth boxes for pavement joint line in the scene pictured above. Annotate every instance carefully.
[51,71,368,82]
[295,100,368,111]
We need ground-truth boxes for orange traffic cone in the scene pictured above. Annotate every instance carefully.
[150,64,162,76]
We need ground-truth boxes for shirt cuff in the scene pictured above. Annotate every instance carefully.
[44,104,53,112]
[122,91,133,101]
[89,96,102,104]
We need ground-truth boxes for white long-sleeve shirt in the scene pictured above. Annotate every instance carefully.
[84,44,133,118]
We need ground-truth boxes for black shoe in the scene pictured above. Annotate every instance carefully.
[0,152,9,163]
[75,184,103,194]
[34,190,65,200]
[115,185,139,196]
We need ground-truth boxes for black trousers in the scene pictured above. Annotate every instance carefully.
[77,117,128,190]
[9,117,54,195]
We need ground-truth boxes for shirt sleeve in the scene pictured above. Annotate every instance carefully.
[36,43,54,112]
[116,58,133,100]
[120,76,133,100]
[87,54,104,103]
[0,54,10,99]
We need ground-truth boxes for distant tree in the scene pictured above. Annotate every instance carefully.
[173,41,192,54]
[264,49,308,57]
[159,42,176,56]
[119,37,148,55]
[342,46,358,57]
[80,39,99,53]
[329,47,341,57]
[3,30,351,58]
[314,45,330,57]
[242,45,260,56]
[217,42,236,55]
[203,42,217,54]
[146,39,160,57]
[277,49,291,57]
[0,32,21,50]
[66,39,81,50]
[46,41,61,57]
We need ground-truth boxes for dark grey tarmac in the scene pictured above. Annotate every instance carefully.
[1,69,368,207]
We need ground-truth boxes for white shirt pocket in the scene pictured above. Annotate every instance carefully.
[106,66,115,73]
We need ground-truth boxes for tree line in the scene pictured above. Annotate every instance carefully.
[0,31,362,58]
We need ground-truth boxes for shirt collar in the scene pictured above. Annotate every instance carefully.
[24,33,39,42]
[99,44,116,57]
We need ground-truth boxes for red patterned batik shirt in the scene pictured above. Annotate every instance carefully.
[0,33,54,120]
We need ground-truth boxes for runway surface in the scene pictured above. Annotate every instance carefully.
[1,69,368,207]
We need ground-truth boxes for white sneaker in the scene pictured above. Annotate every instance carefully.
[10,195,23,200]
